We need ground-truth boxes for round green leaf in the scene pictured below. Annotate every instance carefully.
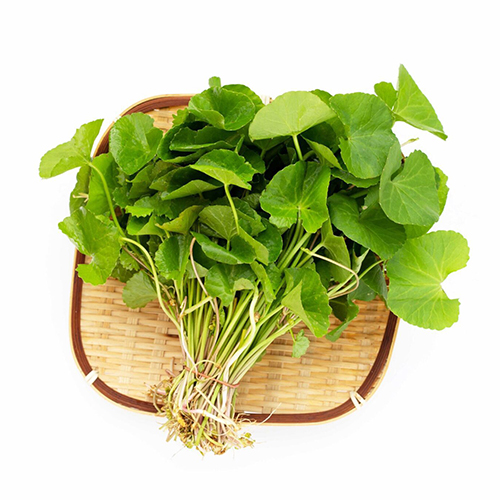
[110,113,163,175]
[380,144,440,226]
[192,232,255,265]
[40,119,103,178]
[386,231,469,330]
[191,150,256,189]
[155,234,190,281]
[205,264,256,306]
[329,193,406,259]
[86,153,118,216]
[156,206,203,234]
[249,91,335,141]
[188,87,256,131]
[255,220,283,263]
[199,205,239,241]
[374,81,397,108]
[320,221,351,283]
[331,167,379,188]
[169,126,240,152]
[58,208,121,286]
[405,167,449,239]
[260,161,330,233]
[122,271,157,309]
[233,228,269,265]
[151,167,222,200]
[330,93,397,179]
[223,84,264,111]
[282,268,331,337]
[126,215,164,236]
[304,138,341,168]
[326,297,359,342]
[393,65,447,140]
[250,262,277,302]
[292,330,310,358]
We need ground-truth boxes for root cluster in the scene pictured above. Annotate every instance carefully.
[150,373,254,455]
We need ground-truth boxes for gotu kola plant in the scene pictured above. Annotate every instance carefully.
[40,67,468,454]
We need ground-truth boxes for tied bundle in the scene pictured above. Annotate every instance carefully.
[40,68,468,454]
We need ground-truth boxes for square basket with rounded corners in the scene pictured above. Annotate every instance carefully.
[69,95,399,425]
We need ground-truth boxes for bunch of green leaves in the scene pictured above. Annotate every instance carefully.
[40,65,468,359]
[40,66,469,453]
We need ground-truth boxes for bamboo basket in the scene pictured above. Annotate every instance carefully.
[70,95,399,425]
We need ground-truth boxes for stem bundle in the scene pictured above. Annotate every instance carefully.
[122,230,360,454]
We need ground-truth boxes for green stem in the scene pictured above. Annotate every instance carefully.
[224,184,240,235]
[195,304,213,363]
[279,232,310,270]
[183,296,213,316]
[231,317,301,382]
[235,135,244,154]
[292,134,303,161]
[120,237,179,329]
[212,292,254,364]
[88,161,124,237]
[328,258,384,298]
[194,384,221,446]
[187,279,195,357]
[295,242,324,268]
[277,224,301,268]
[358,259,385,280]
[258,304,284,325]
[302,150,315,161]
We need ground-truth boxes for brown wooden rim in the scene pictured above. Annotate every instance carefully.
[69,95,400,424]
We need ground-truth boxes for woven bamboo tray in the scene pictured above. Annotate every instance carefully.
[70,95,399,425]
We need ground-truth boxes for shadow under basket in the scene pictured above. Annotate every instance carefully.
[69,95,400,425]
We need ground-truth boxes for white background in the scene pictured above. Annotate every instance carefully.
[1,1,499,499]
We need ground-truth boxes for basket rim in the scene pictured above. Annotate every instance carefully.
[70,94,400,425]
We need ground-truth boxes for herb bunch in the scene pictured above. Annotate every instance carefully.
[40,67,468,454]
